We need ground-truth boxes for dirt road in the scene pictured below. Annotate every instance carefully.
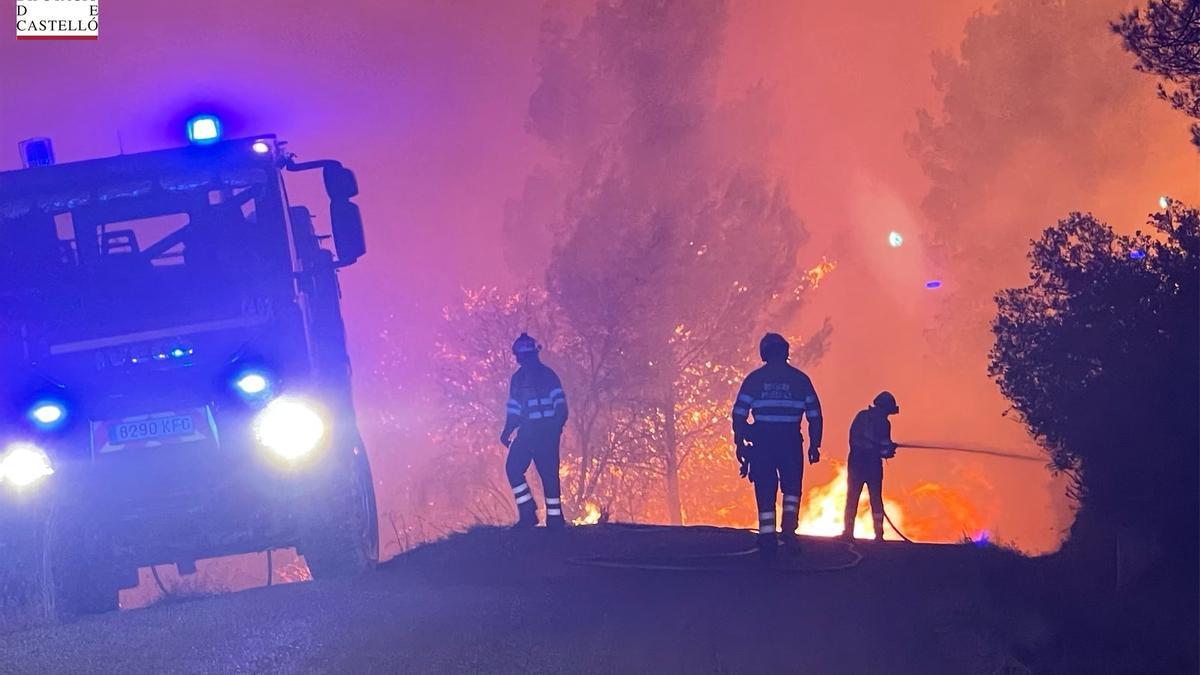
[0,526,1004,674]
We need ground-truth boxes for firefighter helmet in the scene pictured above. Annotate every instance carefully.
[512,333,540,356]
[873,391,899,415]
[759,333,790,362]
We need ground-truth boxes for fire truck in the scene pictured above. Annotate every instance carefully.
[0,120,378,615]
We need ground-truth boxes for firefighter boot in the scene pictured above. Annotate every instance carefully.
[780,500,801,551]
[873,514,885,542]
[514,499,538,529]
[757,533,778,563]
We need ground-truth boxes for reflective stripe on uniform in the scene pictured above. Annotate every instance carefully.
[550,388,565,399]
[515,493,533,505]
[753,399,805,408]
[732,406,749,416]
[527,399,540,406]
[759,524,778,534]
[782,494,800,504]
[737,393,755,404]
[547,508,562,516]
[512,483,530,495]
[529,412,544,419]
[782,504,798,513]
[759,511,775,522]
[754,414,803,423]
[546,497,561,505]
[805,395,821,419]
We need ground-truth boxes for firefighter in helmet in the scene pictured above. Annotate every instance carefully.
[500,333,569,528]
[732,333,823,556]
[842,391,899,541]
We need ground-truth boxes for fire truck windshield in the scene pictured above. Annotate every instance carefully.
[0,170,296,344]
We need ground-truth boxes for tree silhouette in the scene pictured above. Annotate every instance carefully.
[990,204,1198,568]
[1114,0,1200,148]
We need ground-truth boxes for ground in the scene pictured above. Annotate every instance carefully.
[0,525,1032,674]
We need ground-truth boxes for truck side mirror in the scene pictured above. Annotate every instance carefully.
[323,166,359,201]
[330,199,366,265]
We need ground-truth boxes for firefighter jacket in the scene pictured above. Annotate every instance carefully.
[503,362,568,436]
[731,361,823,448]
[848,407,894,465]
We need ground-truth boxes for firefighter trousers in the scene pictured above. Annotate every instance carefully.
[748,437,803,537]
[844,460,885,538]
[505,425,563,523]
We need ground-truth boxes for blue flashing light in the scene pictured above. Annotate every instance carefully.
[1129,249,1146,260]
[235,372,271,397]
[187,115,223,145]
[29,401,66,429]
[925,280,943,289]
[19,137,55,168]
[170,347,186,359]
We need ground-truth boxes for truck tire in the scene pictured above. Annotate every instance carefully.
[43,507,120,617]
[302,444,379,578]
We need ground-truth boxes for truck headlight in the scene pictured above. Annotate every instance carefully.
[234,371,271,397]
[254,397,325,462]
[0,443,55,487]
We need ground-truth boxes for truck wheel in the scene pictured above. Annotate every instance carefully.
[303,444,379,578]
[43,508,120,617]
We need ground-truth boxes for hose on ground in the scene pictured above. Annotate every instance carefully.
[566,527,863,573]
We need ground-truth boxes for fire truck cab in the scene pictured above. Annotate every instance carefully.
[0,130,378,615]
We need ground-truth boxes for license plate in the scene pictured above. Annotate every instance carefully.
[108,415,195,444]
[93,408,212,454]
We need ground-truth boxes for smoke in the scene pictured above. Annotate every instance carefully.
[2,0,1195,556]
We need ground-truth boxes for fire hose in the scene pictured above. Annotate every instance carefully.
[877,441,1042,544]
[893,442,1043,463]
[566,524,862,573]
[574,443,1040,569]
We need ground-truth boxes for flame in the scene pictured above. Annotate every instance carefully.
[574,501,602,526]
[797,461,909,540]
[805,257,837,289]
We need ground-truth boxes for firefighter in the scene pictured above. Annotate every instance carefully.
[842,391,900,542]
[732,333,823,557]
[500,333,569,528]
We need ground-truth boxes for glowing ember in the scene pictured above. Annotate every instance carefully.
[796,462,908,540]
[1159,195,1170,209]
[574,501,602,526]
[805,258,837,288]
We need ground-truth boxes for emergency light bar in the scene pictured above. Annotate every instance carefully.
[18,137,55,168]
[187,115,223,145]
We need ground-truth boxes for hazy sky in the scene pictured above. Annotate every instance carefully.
[2,0,1195,552]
